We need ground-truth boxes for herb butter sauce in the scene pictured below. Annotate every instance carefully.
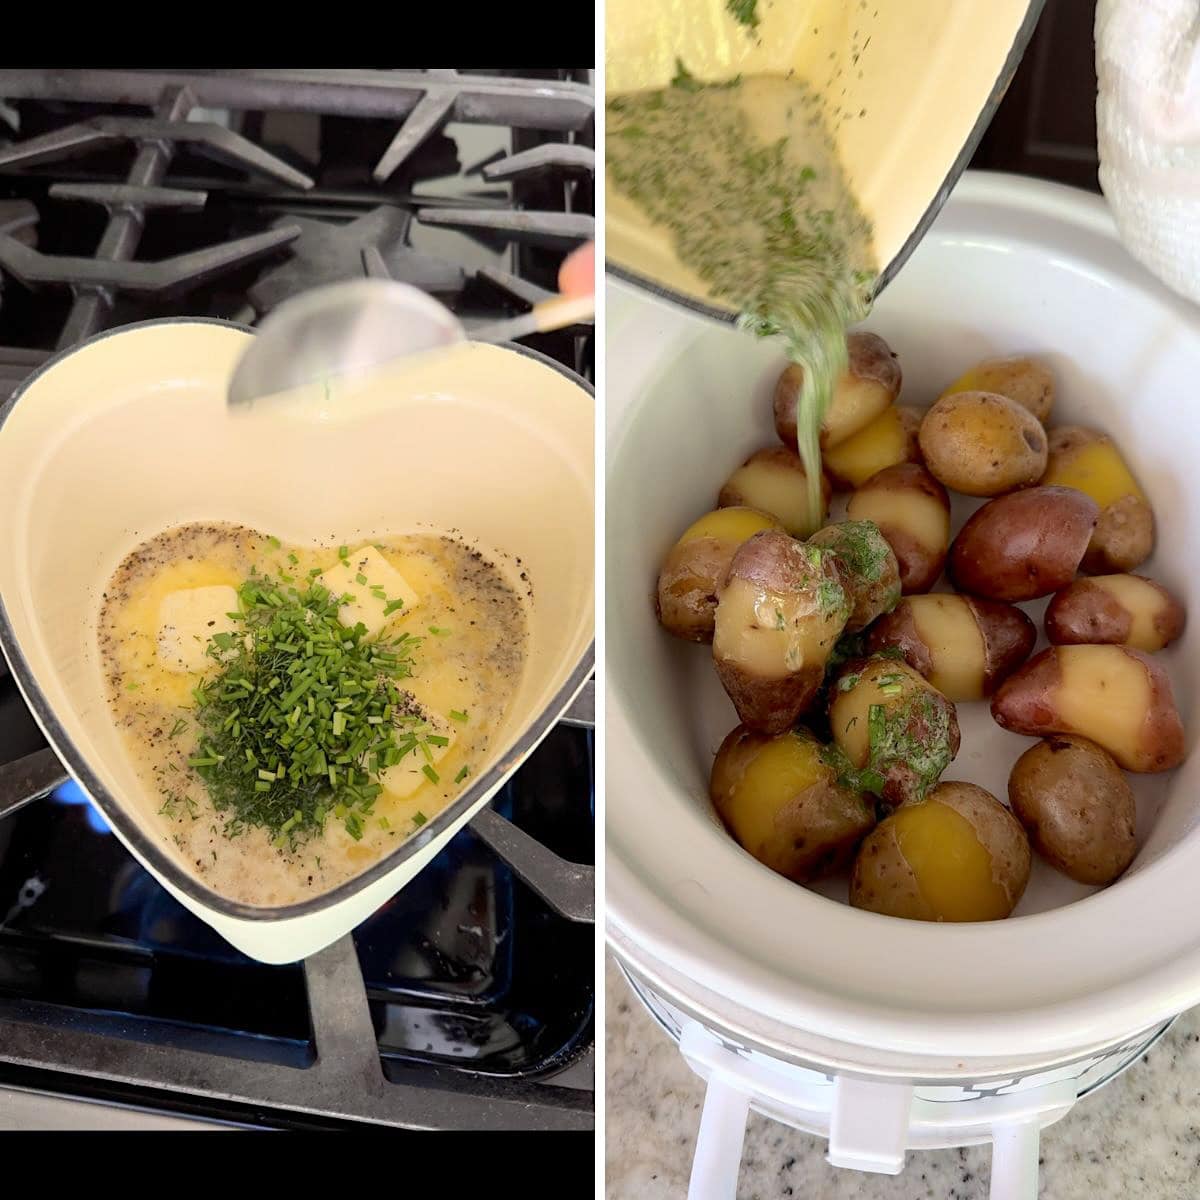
[608,72,878,534]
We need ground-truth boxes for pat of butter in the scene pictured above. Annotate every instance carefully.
[157,585,240,674]
[379,722,457,800]
[317,545,419,638]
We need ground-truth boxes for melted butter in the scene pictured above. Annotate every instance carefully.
[98,522,528,907]
[607,74,877,533]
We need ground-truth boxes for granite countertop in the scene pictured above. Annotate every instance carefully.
[606,956,1200,1198]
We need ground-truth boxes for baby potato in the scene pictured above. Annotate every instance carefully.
[865,594,1036,701]
[710,725,875,883]
[940,355,1055,423]
[850,781,1031,922]
[846,463,951,594]
[1008,736,1136,885]
[1042,426,1155,573]
[1045,574,1186,653]
[718,446,831,537]
[823,404,923,491]
[713,530,850,734]
[773,331,902,452]
[918,390,1048,497]
[807,520,901,633]
[948,485,1099,601]
[828,656,960,807]
[991,644,1186,773]
[656,507,786,642]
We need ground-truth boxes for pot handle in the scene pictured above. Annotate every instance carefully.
[0,747,68,819]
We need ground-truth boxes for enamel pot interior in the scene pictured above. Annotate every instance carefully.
[606,173,1200,1065]
[0,320,594,963]
[605,0,1043,319]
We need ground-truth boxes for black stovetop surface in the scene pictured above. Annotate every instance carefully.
[0,68,594,1122]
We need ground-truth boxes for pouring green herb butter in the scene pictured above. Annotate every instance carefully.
[607,73,877,535]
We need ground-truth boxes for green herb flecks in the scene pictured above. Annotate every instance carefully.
[726,0,759,29]
[188,572,430,846]
[822,682,955,803]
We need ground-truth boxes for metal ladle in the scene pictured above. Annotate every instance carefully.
[226,278,594,411]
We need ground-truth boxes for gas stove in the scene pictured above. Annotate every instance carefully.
[0,68,594,1129]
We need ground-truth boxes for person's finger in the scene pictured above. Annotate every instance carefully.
[558,242,596,297]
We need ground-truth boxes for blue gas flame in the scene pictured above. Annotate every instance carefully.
[51,778,112,835]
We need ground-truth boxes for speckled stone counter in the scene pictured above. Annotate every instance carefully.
[605,956,1200,1198]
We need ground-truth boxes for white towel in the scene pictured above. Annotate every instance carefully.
[1097,0,1200,305]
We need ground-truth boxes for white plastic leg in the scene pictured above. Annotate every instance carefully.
[688,1072,751,1200]
[989,1120,1041,1200]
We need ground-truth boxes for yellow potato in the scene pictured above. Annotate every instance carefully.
[710,725,875,884]
[941,355,1055,423]
[918,390,1048,497]
[656,507,785,642]
[850,781,1031,922]
[718,446,831,537]
[1041,426,1155,572]
[773,331,902,451]
[823,404,923,491]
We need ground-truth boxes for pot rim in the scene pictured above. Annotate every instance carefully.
[0,316,594,923]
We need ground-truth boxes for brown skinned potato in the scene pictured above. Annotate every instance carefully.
[918,390,1048,497]
[713,530,850,734]
[828,656,960,807]
[948,485,1100,601]
[1041,426,1155,573]
[824,404,923,491]
[865,594,1036,701]
[991,645,1186,772]
[710,725,875,883]
[850,781,1031,922]
[807,520,902,633]
[940,355,1055,423]
[846,463,951,594]
[1045,574,1186,652]
[718,446,831,537]
[656,507,786,642]
[1008,736,1136,885]
[774,332,902,451]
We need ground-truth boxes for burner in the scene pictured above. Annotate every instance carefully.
[246,205,465,315]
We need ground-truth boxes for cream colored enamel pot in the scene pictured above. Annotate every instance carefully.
[0,319,593,964]
[606,0,1044,316]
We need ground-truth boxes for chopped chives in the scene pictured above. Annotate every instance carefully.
[422,765,440,785]
[338,545,349,560]
[426,734,450,747]
[449,710,469,724]
[267,535,281,550]
[455,765,470,783]
[355,572,368,586]
[413,811,427,827]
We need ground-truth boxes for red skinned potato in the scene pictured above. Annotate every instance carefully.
[713,530,850,734]
[991,644,1186,772]
[1045,574,1186,653]
[773,331,901,451]
[1008,736,1136,885]
[846,463,951,594]
[865,593,1036,701]
[948,485,1099,601]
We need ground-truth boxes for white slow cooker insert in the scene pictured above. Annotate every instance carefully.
[605,173,1200,1198]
